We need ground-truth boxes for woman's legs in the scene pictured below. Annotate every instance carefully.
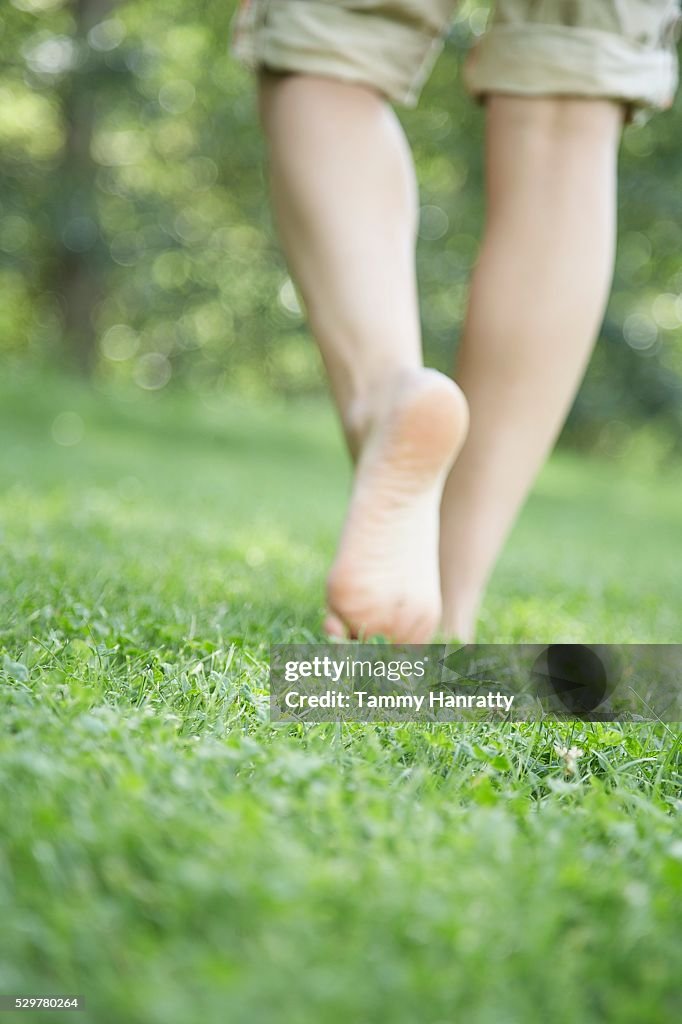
[440,96,623,640]
[259,73,468,641]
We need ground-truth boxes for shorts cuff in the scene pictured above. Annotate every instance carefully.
[231,0,445,107]
[463,23,679,113]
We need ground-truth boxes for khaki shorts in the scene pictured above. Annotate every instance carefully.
[231,0,681,114]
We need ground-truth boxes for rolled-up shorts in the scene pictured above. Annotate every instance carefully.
[231,0,681,116]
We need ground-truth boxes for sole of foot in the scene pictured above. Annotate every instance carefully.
[325,368,469,643]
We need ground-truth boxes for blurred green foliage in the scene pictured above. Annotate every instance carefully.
[1,0,681,452]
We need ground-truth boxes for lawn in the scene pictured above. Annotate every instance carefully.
[1,370,681,1024]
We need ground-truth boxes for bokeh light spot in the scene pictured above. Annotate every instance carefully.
[92,130,148,167]
[23,34,77,75]
[11,0,63,10]
[88,19,126,53]
[51,411,85,447]
[468,9,489,36]
[652,293,682,331]
[623,313,659,352]
[278,278,303,318]
[134,352,172,390]
[159,80,196,115]
[419,205,449,241]
[100,324,139,362]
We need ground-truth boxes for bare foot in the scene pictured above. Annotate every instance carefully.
[325,369,469,642]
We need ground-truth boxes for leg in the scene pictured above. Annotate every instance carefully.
[440,96,622,640]
[259,73,468,641]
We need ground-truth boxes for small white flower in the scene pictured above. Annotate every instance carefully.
[555,743,584,775]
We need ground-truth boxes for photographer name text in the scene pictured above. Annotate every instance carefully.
[282,690,514,712]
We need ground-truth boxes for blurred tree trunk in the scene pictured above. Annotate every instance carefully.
[54,0,119,373]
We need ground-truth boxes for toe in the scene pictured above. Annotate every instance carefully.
[323,611,347,639]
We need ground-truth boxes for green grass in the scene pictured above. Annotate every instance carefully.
[1,370,681,1024]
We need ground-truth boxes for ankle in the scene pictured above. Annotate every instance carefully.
[440,595,480,643]
[341,365,420,458]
